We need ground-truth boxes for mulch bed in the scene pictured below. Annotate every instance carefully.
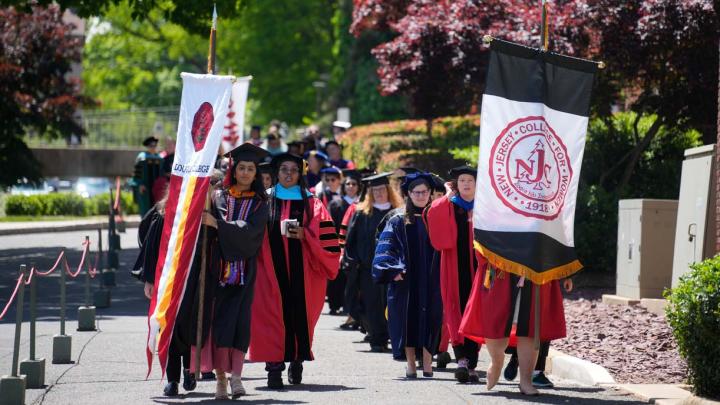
[554,292,688,384]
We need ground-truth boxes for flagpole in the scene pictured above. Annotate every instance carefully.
[195,3,217,380]
[540,0,549,51]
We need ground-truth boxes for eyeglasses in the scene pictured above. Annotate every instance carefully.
[345,182,358,187]
[325,177,340,182]
[410,190,430,197]
[279,168,300,175]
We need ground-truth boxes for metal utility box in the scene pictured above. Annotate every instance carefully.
[616,199,678,299]
[671,145,716,287]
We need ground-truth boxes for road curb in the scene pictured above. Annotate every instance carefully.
[546,348,616,386]
[0,218,140,236]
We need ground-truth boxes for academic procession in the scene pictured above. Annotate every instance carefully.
[1,1,717,405]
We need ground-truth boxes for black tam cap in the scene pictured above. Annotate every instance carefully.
[224,143,270,164]
[449,165,477,179]
[271,153,305,172]
[142,136,159,147]
[430,173,446,192]
[362,172,392,187]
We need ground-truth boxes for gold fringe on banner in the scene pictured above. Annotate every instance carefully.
[474,241,582,285]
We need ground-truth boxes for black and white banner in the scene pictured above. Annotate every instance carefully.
[474,39,598,284]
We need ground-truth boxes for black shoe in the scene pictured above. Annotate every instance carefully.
[455,366,469,383]
[436,351,451,369]
[532,372,554,388]
[201,371,216,381]
[340,320,359,330]
[267,370,284,389]
[468,369,480,383]
[163,382,179,397]
[504,355,518,381]
[182,369,197,391]
[288,362,303,385]
[329,309,339,316]
[370,344,386,353]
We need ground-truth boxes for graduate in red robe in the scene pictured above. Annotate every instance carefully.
[425,166,481,383]
[248,153,340,389]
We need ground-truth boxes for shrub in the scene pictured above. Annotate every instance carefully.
[665,256,720,399]
[3,191,138,216]
[341,115,478,175]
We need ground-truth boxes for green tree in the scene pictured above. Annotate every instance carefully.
[217,0,338,125]
[83,2,206,109]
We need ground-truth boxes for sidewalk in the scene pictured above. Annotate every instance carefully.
[0,266,645,404]
[0,216,141,236]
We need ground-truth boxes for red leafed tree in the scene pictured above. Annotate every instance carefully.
[0,5,86,187]
[351,0,597,134]
[352,0,718,187]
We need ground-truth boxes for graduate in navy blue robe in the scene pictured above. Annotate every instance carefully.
[372,172,442,378]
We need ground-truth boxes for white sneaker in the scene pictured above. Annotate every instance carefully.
[230,375,246,398]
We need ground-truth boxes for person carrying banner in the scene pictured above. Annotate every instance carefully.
[247,153,341,389]
[327,169,362,316]
[343,172,403,352]
[189,143,270,399]
[130,136,163,216]
[425,165,482,383]
[373,172,442,378]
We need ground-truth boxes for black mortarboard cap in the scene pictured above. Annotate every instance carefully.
[142,136,159,147]
[448,165,477,179]
[342,169,361,181]
[258,161,272,174]
[224,143,270,164]
[362,172,392,187]
[271,153,305,172]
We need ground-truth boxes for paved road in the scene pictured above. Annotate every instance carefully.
[0,231,644,404]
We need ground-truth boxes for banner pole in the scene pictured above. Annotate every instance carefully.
[194,3,217,380]
[540,0,549,51]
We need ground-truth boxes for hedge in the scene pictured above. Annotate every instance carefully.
[5,191,138,217]
[666,256,720,399]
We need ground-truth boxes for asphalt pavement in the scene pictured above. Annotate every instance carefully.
[0,230,645,404]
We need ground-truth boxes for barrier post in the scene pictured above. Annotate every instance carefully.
[0,265,27,405]
[107,190,120,269]
[78,236,97,332]
[99,227,115,287]
[52,255,72,364]
[94,229,111,308]
[20,262,45,388]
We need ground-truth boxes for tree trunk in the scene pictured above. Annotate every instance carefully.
[616,117,663,193]
[425,118,433,139]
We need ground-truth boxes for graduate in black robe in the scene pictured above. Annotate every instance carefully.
[343,172,403,352]
[373,173,442,378]
[196,143,270,400]
[326,169,362,315]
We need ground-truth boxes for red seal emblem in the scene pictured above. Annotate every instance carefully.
[191,102,215,152]
[489,116,573,220]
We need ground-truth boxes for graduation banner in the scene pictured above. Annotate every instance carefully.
[147,72,233,377]
[221,77,252,153]
[473,38,598,285]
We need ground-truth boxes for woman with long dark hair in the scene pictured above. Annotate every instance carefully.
[248,153,341,389]
[373,172,443,378]
[193,143,270,399]
[343,172,403,352]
